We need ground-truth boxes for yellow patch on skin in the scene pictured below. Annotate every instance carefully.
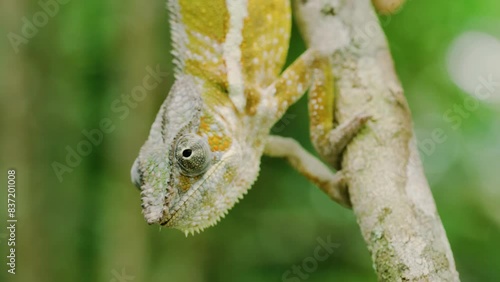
[199,116,210,133]
[244,85,261,115]
[308,59,335,141]
[201,79,235,110]
[241,0,291,87]
[177,0,293,100]
[179,0,228,42]
[208,135,232,152]
[269,50,335,142]
[274,55,312,113]
[179,0,229,83]
[177,174,200,192]
[198,107,233,153]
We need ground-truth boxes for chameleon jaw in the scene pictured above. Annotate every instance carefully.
[156,154,233,234]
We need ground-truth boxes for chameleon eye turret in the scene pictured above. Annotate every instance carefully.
[175,134,212,176]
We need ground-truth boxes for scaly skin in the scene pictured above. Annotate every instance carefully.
[131,0,368,235]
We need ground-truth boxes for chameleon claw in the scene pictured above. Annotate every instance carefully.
[325,171,352,209]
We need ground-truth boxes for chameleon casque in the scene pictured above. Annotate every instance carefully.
[131,0,369,235]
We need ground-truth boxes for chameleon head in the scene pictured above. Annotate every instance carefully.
[130,75,254,235]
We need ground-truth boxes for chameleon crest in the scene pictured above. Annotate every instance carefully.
[132,0,368,235]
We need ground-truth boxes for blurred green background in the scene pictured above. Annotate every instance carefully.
[1,0,500,281]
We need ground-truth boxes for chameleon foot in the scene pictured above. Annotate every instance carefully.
[316,111,372,170]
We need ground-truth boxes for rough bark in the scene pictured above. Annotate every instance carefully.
[293,0,460,281]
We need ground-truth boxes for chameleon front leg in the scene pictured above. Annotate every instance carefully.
[264,135,351,207]
[264,50,370,207]
[307,59,371,170]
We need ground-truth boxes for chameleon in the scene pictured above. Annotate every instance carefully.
[131,0,369,235]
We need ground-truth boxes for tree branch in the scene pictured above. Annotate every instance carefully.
[293,0,460,280]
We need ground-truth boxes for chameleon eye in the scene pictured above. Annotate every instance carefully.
[182,149,192,158]
[175,134,211,176]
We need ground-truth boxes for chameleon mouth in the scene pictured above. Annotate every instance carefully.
[160,217,173,226]
[140,182,169,225]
